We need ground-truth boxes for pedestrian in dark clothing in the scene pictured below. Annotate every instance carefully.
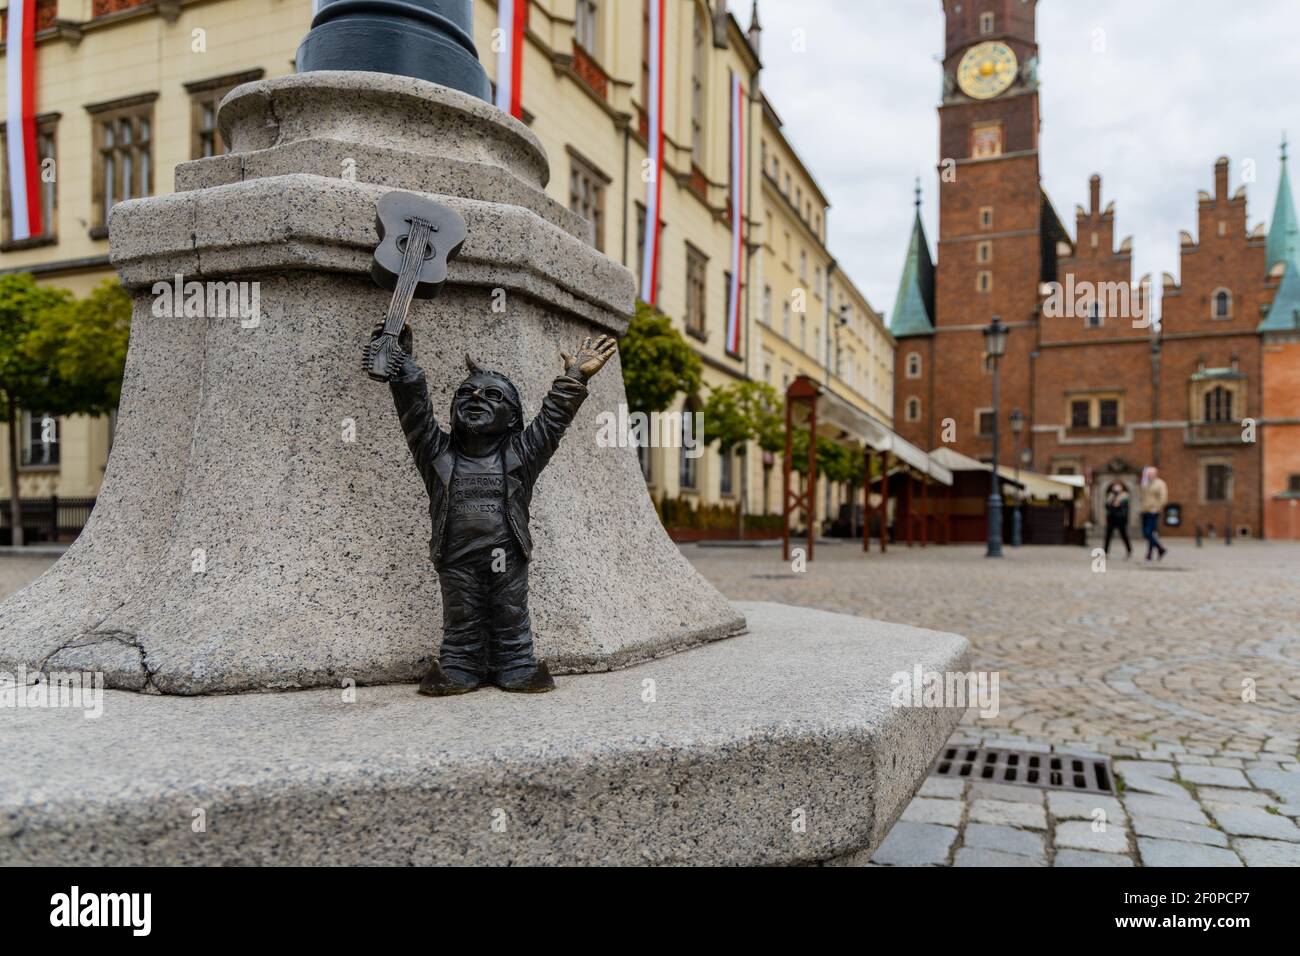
[1103,481,1132,559]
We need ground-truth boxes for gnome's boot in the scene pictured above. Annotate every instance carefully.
[494,660,556,693]
[417,661,483,697]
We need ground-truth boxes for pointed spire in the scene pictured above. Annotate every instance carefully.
[1267,132,1299,270]
[890,180,935,338]
[1261,259,1300,332]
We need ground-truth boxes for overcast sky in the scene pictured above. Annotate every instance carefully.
[755,0,1300,321]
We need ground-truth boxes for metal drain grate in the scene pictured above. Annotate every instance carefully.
[931,747,1115,795]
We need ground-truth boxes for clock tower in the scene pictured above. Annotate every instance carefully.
[908,0,1054,460]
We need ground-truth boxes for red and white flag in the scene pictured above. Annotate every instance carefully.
[5,0,42,241]
[494,0,527,119]
[726,72,746,356]
[639,0,666,306]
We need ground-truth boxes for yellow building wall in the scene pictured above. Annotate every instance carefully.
[1,0,893,526]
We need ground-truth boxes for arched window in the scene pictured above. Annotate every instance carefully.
[906,353,922,379]
[905,397,921,422]
[1212,288,1232,319]
[680,397,701,490]
[1204,386,1233,423]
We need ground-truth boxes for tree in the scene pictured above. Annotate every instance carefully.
[0,275,131,545]
[619,301,702,415]
[28,280,132,414]
[701,380,784,535]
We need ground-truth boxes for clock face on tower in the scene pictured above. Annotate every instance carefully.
[956,41,1019,100]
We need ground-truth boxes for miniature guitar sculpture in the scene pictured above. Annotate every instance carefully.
[365,191,467,382]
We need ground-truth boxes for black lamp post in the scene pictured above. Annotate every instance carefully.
[297,0,491,101]
[1010,407,1024,547]
[984,316,1009,558]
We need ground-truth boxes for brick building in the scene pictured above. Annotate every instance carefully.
[890,0,1298,539]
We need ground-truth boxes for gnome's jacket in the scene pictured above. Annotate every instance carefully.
[390,368,588,567]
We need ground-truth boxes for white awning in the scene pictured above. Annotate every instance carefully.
[789,379,953,486]
[928,446,1079,500]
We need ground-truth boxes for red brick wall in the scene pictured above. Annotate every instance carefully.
[1262,337,1300,538]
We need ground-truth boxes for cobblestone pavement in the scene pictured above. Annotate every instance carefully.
[685,540,1300,866]
[4,542,1298,866]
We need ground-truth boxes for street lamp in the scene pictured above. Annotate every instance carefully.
[1010,407,1025,547]
[983,316,1009,558]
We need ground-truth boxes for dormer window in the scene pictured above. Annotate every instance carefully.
[980,12,995,34]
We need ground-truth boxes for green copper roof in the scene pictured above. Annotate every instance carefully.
[1267,137,1299,270]
[1261,257,1300,332]
[890,190,935,338]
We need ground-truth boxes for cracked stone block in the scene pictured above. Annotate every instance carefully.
[954,847,1045,867]
[1206,806,1300,841]
[1054,820,1130,854]
[1195,787,1272,808]
[870,822,957,866]
[1054,849,1134,867]
[1233,838,1300,866]
[900,797,963,827]
[1047,792,1126,824]
[1138,838,1242,867]
[1177,765,1250,788]
[968,799,1047,830]
[1121,794,1208,824]
[962,823,1045,860]
[1246,770,1300,804]
[1131,815,1228,847]
[918,777,965,799]
[968,782,1044,804]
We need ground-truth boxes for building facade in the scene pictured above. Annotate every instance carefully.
[0,0,891,533]
[890,0,1297,538]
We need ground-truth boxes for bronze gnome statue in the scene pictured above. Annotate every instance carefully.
[389,330,617,695]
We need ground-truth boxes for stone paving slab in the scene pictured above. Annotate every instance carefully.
[1054,849,1135,867]
[871,823,957,866]
[1138,838,1243,867]
[962,823,1045,860]
[955,847,1045,867]
[1130,816,1229,847]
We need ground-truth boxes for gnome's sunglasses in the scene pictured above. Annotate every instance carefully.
[456,384,508,403]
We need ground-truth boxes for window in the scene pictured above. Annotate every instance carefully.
[762,285,772,325]
[185,70,262,160]
[635,203,659,299]
[1204,462,1230,503]
[575,0,599,55]
[691,4,706,165]
[21,411,60,467]
[799,250,807,282]
[637,443,653,483]
[568,150,608,251]
[971,122,1002,159]
[906,353,922,379]
[1071,400,1091,429]
[977,271,992,293]
[980,11,995,34]
[1,115,57,247]
[977,240,992,264]
[1288,474,1300,494]
[680,399,700,491]
[814,265,822,294]
[1212,288,1232,319]
[977,409,995,437]
[980,206,993,230]
[799,315,807,352]
[784,172,791,196]
[905,397,921,422]
[1086,299,1103,328]
[685,244,708,339]
[88,93,157,236]
[1204,385,1233,423]
[719,447,734,496]
[782,301,791,338]
[1099,399,1119,428]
